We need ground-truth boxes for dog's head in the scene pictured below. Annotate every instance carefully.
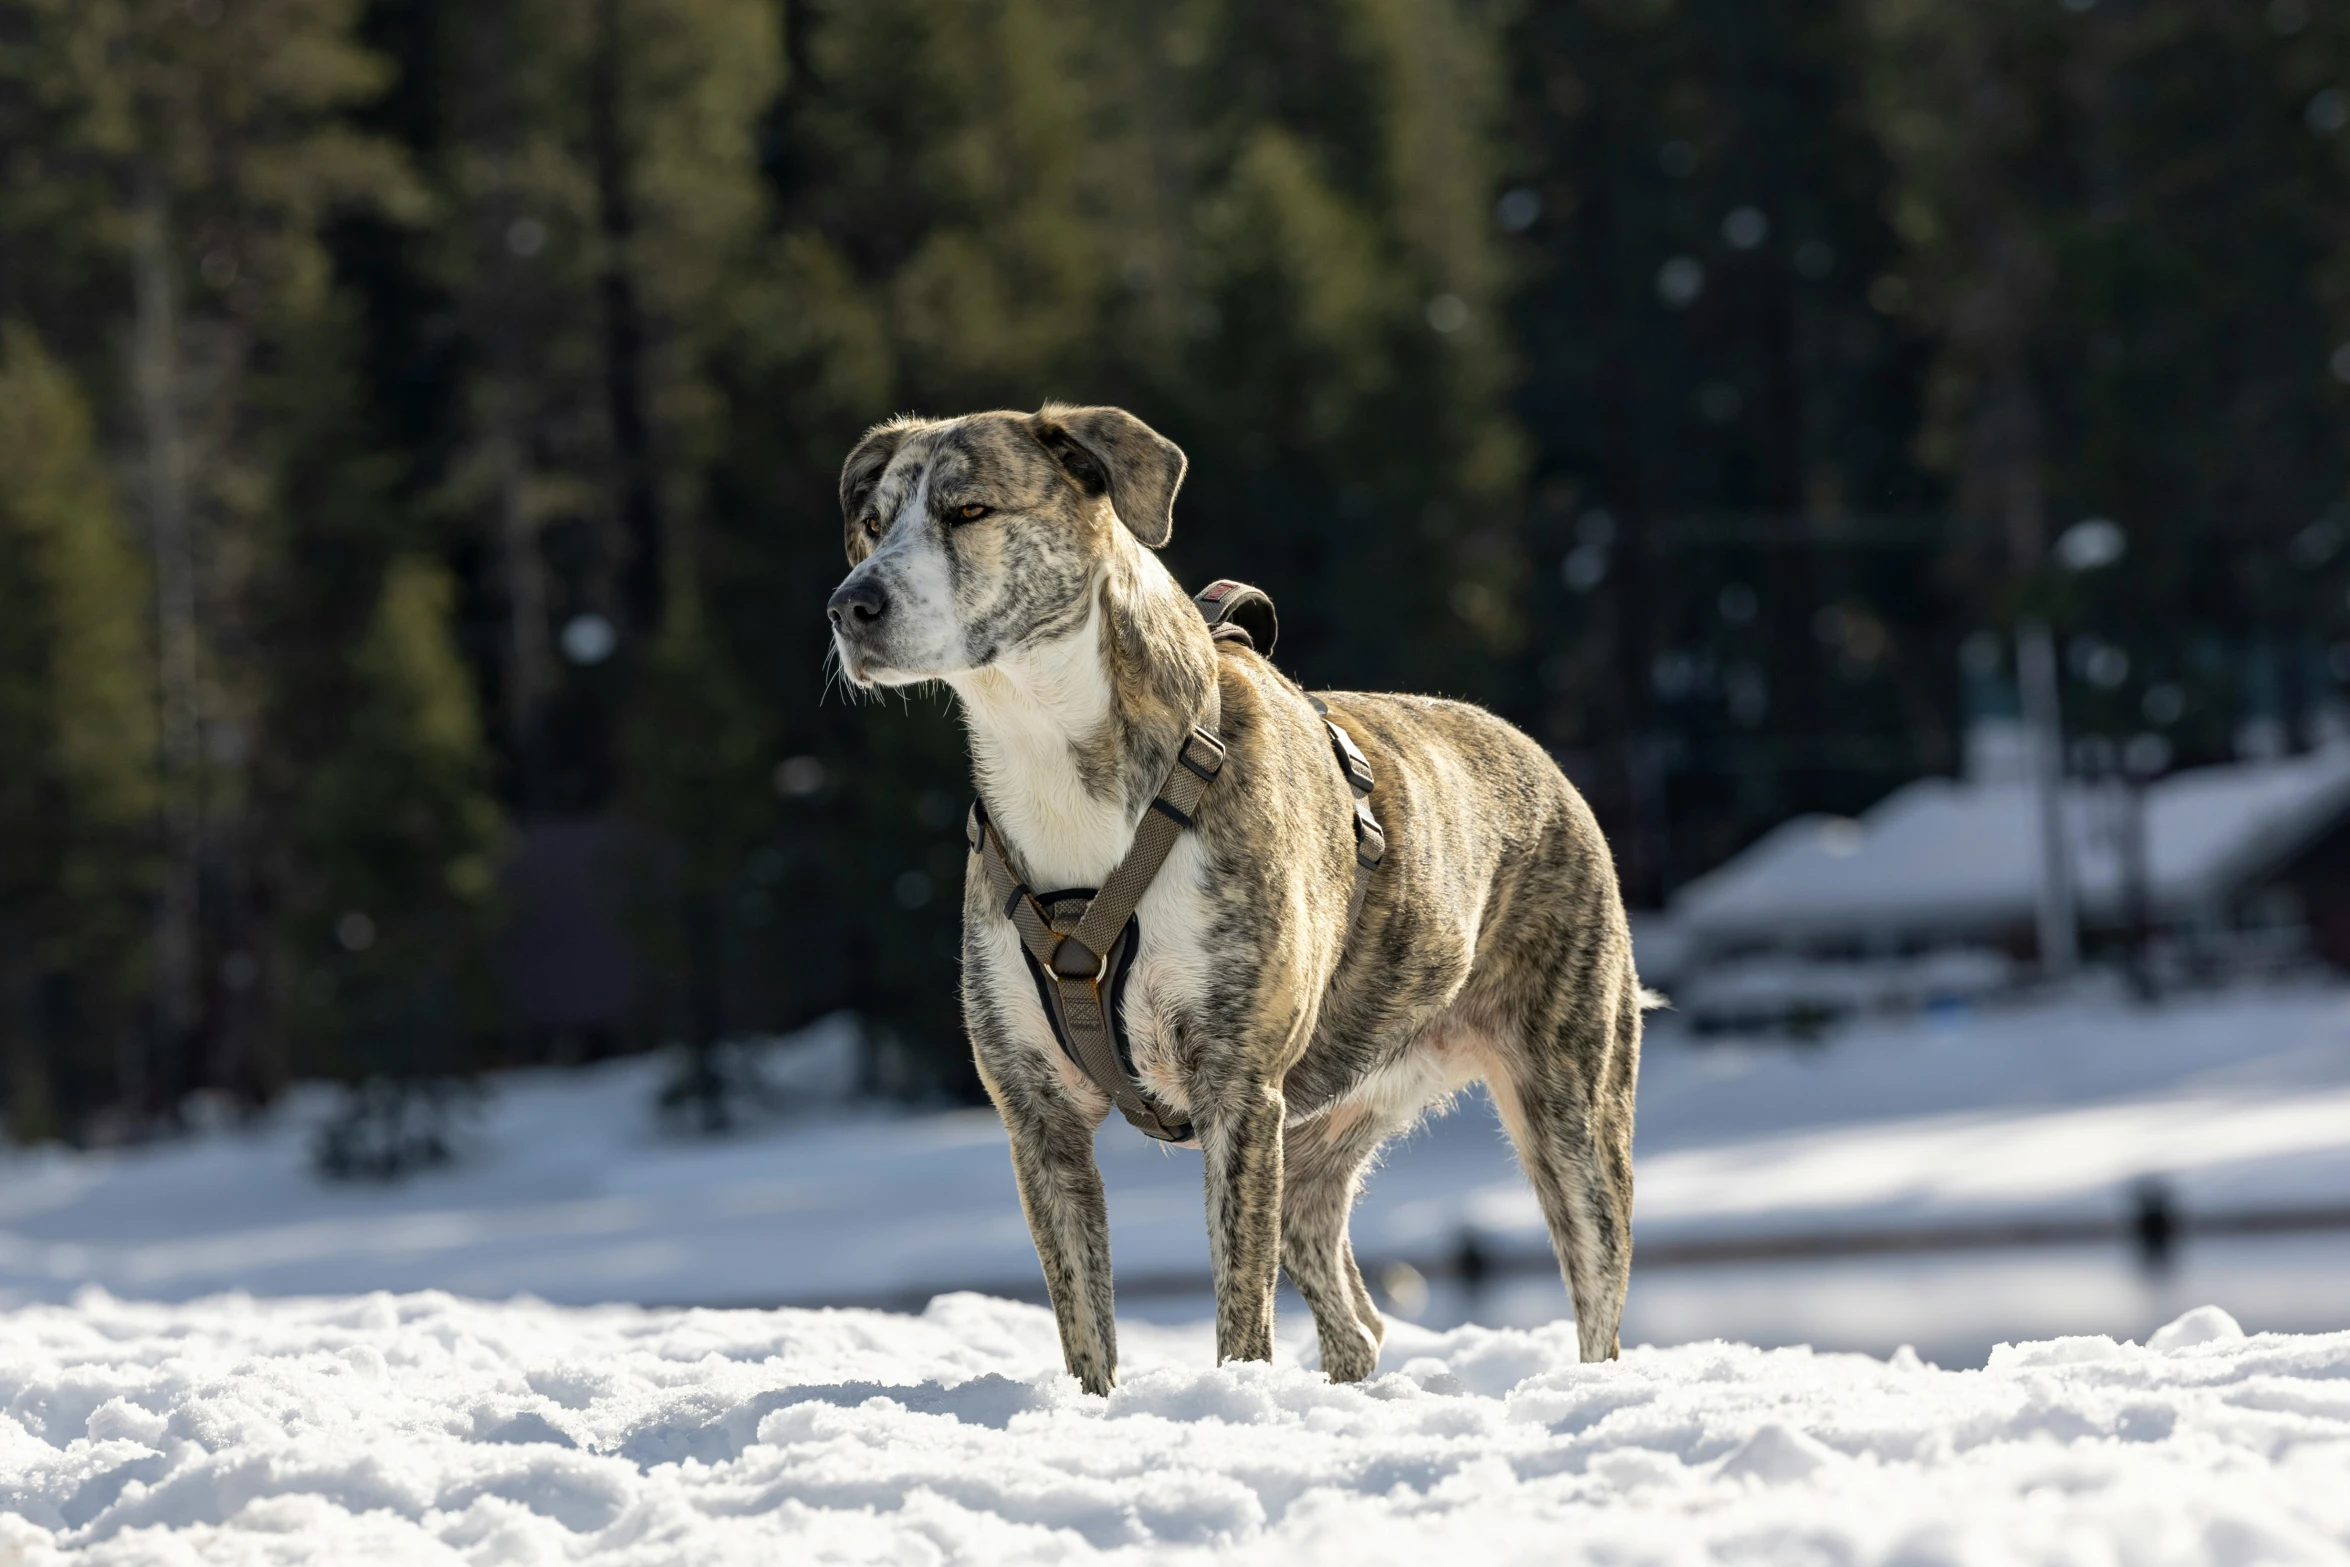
[826,404,1186,688]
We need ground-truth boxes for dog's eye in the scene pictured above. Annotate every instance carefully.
[956,503,991,522]
[861,514,880,539]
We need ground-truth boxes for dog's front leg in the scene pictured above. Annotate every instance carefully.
[994,1078,1120,1394]
[1199,1072,1286,1365]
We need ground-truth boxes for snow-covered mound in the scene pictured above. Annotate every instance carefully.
[0,1291,2342,1564]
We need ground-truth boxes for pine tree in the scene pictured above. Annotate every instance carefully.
[428,0,780,817]
[0,326,158,1141]
[0,0,428,1115]
[621,584,773,1129]
[1861,0,2349,767]
[297,556,505,1174]
[1492,0,1945,894]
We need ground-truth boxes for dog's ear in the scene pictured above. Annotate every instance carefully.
[839,418,916,564]
[1031,404,1186,548]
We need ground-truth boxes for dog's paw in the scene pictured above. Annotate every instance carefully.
[1320,1322,1381,1384]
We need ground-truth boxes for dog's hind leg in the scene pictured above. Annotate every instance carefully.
[1487,972,1640,1363]
[1280,1107,1394,1382]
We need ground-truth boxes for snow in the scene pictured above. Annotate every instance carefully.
[0,988,2346,1366]
[0,989,2346,1557]
[1669,740,2350,948]
[0,1288,2344,1563]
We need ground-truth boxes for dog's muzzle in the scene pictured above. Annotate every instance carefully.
[826,576,891,680]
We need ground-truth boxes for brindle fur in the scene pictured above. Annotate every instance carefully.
[829,404,1641,1393]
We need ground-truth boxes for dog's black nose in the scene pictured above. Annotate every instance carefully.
[827,579,887,631]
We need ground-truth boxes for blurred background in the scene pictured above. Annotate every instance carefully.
[1,0,2347,1362]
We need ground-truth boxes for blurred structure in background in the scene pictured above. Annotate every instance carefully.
[2,0,2349,1146]
[1659,737,2350,1033]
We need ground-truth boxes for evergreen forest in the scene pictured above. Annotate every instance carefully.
[3,0,2348,1141]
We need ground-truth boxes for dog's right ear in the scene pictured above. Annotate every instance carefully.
[839,418,916,564]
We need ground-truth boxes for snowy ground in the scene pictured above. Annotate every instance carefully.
[0,1290,2343,1564]
[2,985,2348,1559]
[0,983,2345,1366]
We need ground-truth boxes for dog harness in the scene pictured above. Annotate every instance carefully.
[965,581,1387,1143]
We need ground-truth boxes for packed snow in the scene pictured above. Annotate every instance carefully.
[0,1288,2344,1563]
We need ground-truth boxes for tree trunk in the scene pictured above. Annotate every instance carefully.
[2017,619,2077,979]
[132,173,199,1117]
[495,408,552,812]
[590,0,663,641]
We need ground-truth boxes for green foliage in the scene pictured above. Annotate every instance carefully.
[419,0,780,816]
[3,0,2349,1131]
[620,586,773,1125]
[0,326,157,1141]
[1862,0,2350,759]
[1500,0,1941,890]
[292,558,504,1092]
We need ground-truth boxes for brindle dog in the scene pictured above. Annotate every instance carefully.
[827,404,1643,1393]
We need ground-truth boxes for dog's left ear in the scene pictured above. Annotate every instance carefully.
[1031,404,1186,548]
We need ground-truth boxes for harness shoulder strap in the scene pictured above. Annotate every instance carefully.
[966,687,1225,1143]
[1192,582,1384,923]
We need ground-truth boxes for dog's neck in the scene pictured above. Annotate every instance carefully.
[948,540,1215,890]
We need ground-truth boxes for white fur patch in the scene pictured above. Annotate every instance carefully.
[847,467,968,683]
[948,604,1128,891]
[1309,1003,1486,1132]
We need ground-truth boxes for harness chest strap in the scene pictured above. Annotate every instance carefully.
[967,687,1225,1143]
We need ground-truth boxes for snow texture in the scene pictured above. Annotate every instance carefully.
[0,1289,2344,1564]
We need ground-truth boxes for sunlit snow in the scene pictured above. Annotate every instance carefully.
[0,1290,2343,1563]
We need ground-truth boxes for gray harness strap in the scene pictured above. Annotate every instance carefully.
[1194,580,1387,925]
[1310,694,1387,930]
[967,580,1386,1144]
[968,690,1224,1143]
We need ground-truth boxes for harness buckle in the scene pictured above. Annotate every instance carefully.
[1047,932,1110,983]
[1179,726,1227,780]
[1324,719,1375,797]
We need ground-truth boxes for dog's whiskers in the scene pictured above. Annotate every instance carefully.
[819,642,879,708]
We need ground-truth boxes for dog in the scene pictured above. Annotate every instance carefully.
[827,403,1642,1392]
